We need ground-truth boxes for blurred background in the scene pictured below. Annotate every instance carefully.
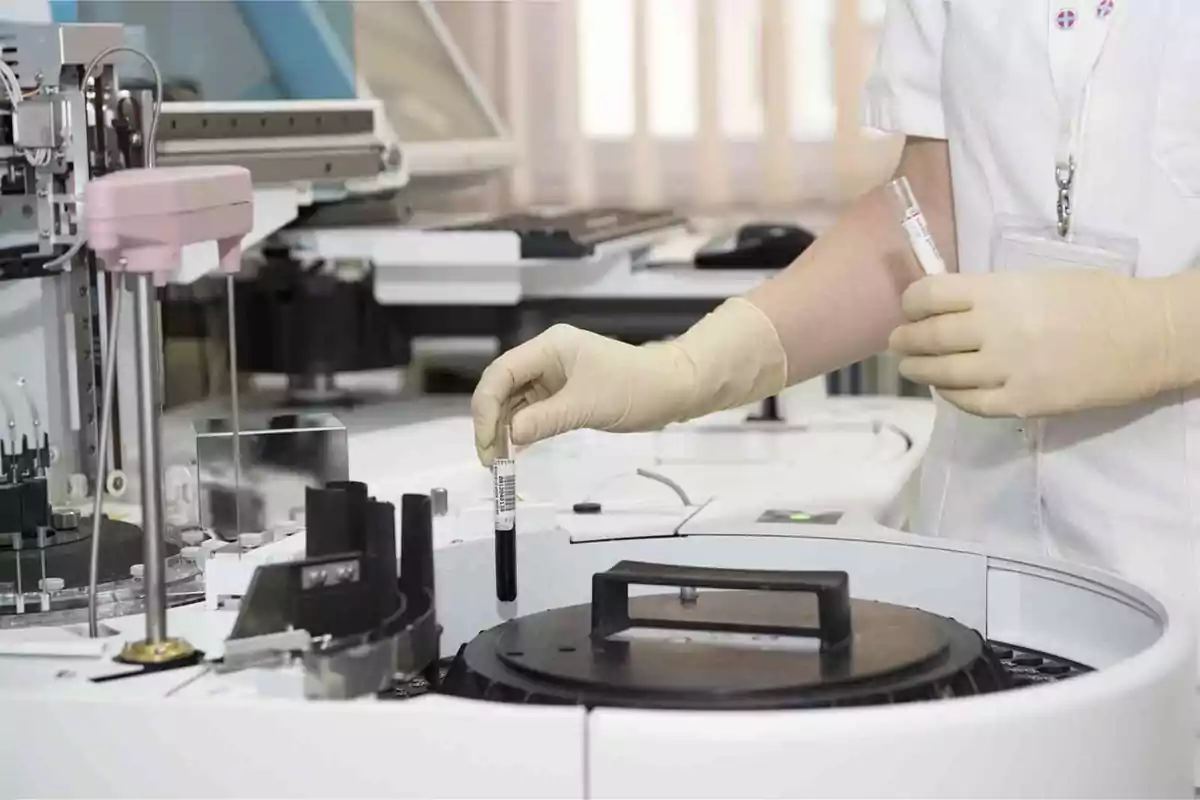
[62,0,912,411]
[413,0,899,213]
[79,0,900,211]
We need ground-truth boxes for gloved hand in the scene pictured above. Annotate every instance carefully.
[889,270,1192,418]
[472,298,787,465]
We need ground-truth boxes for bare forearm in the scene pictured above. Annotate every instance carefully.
[746,137,956,385]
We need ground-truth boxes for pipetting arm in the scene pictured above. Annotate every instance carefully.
[84,165,254,281]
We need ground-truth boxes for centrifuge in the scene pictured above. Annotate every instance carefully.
[0,459,1193,798]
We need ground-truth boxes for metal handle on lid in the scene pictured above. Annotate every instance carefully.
[590,561,852,650]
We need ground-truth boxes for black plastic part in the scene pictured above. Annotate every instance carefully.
[572,501,602,514]
[368,499,400,620]
[296,553,376,640]
[443,590,1010,710]
[989,641,1092,686]
[399,493,440,686]
[305,481,369,558]
[495,529,517,602]
[399,494,435,603]
[590,561,852,650]
[694,223,816,270]
[0,484,19,535]
[0,246,69,282]
[19,478,48,535]
[290,481,406,637]
[399,495,438,667]
[304,484,352,558]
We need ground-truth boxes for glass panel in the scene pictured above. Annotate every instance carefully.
[357,0,499,141]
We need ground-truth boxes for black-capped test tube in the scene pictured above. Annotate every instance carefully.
[492,424,517,602]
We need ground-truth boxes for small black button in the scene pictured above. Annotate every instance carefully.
[573,501,602,514]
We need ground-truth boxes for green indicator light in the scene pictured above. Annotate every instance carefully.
[789,512,812,521]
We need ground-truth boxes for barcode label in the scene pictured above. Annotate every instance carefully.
[493,458,516,531]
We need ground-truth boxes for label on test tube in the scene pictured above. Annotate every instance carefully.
[889,177,946,277]
[493,458,516,532]
[900,210,945,276]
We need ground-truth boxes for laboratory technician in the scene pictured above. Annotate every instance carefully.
[472,0,1200,600]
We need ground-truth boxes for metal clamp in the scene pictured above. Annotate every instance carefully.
[1055,157,1076,239]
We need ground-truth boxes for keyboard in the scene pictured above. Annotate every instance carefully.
[441,207,686,259]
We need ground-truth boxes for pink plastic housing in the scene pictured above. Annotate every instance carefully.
[84,165,254,284]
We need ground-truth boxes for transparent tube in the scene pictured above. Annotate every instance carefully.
[888,176,946,277]
[889,176,944,403]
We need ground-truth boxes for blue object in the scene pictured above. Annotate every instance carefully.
[232,0,356,100]
[49,0,78,23]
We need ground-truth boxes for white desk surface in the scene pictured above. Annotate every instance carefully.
[289,209,834,305]
[520,260,774,301]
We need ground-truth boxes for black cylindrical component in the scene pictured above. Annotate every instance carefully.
[0,483,21,535]
[399,493,440,688]
[399,494,435,602]
[367,498,400,619]
[19,477,48,536]
[495,529,516,602]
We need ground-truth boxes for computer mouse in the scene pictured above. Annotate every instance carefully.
[694,222,816,270]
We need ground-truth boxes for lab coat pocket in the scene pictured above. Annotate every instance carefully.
[990,216,1138,277]
[1154,9,1200,197]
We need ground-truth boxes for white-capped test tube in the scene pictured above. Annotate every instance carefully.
[888,176,946,276]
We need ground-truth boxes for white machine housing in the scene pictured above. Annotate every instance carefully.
[0,395,1195,798]
[0,518,1192,798]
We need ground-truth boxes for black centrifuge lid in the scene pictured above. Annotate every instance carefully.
[442,561,1009,709]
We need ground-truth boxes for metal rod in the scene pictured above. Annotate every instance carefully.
[38,528,48,612]
[132,275,167,643]
[13,535,23,615]
[87,271,124,638]
[226,275,243,554]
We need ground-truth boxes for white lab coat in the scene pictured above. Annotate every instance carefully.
[863,0,1200,606]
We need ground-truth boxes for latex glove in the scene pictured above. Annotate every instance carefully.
[472,298,787,465]
[889,270,1187,418]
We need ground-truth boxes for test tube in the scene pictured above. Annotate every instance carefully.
[889,176,944,402]
[492,424,517,604]
[888,176,946,277]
